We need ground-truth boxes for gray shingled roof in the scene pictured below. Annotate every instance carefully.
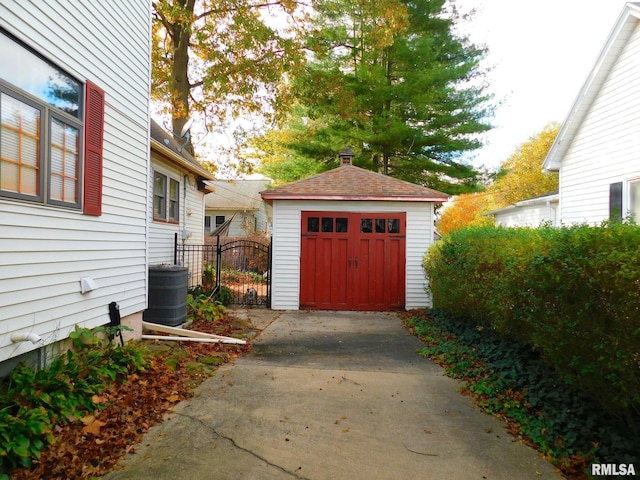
[150,119,215,180]
[205,179,272,210]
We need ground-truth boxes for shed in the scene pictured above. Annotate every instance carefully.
[260,152,448,311]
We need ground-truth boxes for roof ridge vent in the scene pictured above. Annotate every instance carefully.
[339,146,354,166]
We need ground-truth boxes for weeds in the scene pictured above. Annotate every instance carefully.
[186,292,226,322]
[0,326,149,472]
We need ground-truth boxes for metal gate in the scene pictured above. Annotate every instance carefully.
[176,235,272,307]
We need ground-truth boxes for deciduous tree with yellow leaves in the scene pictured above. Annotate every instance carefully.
[437,122,560,234]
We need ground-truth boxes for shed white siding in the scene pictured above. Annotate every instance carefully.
[270,200,435,310]
[0,2,150,363]
[558,22,640,225]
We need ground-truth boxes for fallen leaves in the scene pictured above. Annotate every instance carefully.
[80,415,107,436]
[10,313,254,480]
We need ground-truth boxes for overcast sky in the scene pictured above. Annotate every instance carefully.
[455,0,631,170]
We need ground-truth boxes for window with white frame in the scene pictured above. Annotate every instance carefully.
[0,29,84,209]
[153,171,180,222]
[628,179,640,221]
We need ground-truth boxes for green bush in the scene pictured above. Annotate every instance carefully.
[407,310,640,470]
[0,326,149,471]
[187,292,226,321]
[216,285,233,306]
[423,223,640,423]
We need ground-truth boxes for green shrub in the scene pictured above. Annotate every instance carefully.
[407,310,640,470]
[0,326,149,471]
[187,292,226,321]
[423,223,640,423]
[216,285,233,306]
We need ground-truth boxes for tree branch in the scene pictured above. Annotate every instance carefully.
[151,2,174,39]
[196,1,311,21]
[189,79,204,89]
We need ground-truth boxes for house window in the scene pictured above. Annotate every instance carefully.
[0,29,85,210]
[628,179,640,221]
[215,215,225,227]
[153,171,179,222]
[204,215,212,230]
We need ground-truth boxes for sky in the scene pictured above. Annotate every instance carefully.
[454,0,631,170]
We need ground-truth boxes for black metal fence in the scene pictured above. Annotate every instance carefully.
[175,234,271,307]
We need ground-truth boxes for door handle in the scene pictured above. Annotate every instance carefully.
[355,256,359,268]
[348,256,352,268]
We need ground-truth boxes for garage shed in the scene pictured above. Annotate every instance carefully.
[260,151,448,311]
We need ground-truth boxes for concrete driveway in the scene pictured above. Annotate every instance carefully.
[103,310,563,480]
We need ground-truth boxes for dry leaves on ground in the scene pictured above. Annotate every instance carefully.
[10,313,255,480]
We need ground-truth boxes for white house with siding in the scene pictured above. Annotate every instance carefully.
[485,192,559,228]
[543,2,640,224]
[0,2,151,370]
[261,150,448,311]
[149,120,215,269]
[204,179,272,238]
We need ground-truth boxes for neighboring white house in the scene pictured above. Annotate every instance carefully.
[485,192,559,227]
[260,150,448,311]
[205,179,272,237]
[149,120,216,291]
[149,120,215,265]
[543,2,640,224]
[0,2,151,371]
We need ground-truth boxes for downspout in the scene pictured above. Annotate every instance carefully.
[183,174,189,246]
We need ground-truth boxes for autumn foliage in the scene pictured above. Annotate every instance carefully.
[6,315,253,480]
[437,122,560,234]
[437,193,493,235]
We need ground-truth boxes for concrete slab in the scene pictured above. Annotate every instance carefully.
[102,310,563,480]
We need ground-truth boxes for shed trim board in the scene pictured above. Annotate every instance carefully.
[270,200,435,311]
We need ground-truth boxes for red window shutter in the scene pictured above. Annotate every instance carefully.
[83,81,105,216]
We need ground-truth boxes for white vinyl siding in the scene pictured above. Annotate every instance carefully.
[256,202,272,233]
[270,200,435,310]
[148,151,208,291]
[149,161,180,265]
[558,22,640,225]
[494,204,558,227]
[184,177,205,246]
[0,1,150,363]
[148,155,207,267]
[204,209,251,237]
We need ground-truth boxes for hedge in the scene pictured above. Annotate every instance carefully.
[423,223,640,424]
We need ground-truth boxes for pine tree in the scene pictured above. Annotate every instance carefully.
[267,0,494,192]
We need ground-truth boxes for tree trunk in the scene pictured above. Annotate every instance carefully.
[170,0,195,155]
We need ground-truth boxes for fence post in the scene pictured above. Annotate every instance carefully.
[216,234,222,289]
[174,232,178,265]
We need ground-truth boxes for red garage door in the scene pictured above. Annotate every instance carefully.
[300,212,406,311]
